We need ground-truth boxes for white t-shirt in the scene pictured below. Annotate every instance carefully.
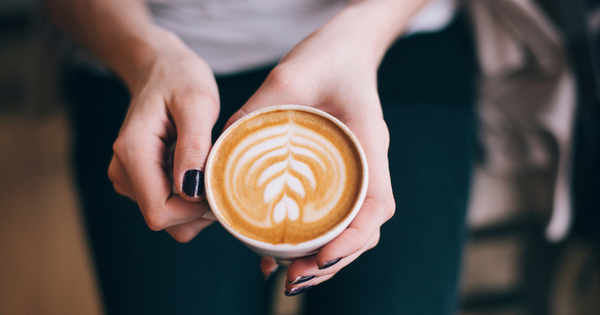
[75,0,456,75]
[148,0,348,73]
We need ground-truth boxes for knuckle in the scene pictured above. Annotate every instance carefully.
[383,196,396,220]
[173,89,218,111]
[144,209,168,231]
[338,226,367,252]
[368,231,381,249]
[107,161,118,182]
[107,158,132,199]
[176,135,211,161]
[112,137,129,160]
[265,67,294,90]
[170,230,195,243]
[168,222,204,243]
[111,182,126,196]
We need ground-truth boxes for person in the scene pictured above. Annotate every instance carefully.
[43,0,477,313]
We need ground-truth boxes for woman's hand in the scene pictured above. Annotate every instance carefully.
[229,49,395,296]
[108,30,220,242]
[224,4,398,293]
[45,0,222,242]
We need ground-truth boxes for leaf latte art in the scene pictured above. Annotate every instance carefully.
[209,109,363,244]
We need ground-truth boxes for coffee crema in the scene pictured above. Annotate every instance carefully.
[208,109,363,244]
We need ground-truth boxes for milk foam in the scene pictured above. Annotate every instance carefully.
[224,121,346,227]
[208,108,364,245]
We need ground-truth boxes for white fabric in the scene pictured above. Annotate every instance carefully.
[148,0,347,74]
[72,0,456,74]
[407,0,457,35]
[147,0,456,74]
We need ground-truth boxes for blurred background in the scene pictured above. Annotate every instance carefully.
[0,0,599,314]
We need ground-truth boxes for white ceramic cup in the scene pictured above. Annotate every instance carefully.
[203,105,368,266]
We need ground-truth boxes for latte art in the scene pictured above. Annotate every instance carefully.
[228,121,346,225]
[209,109,363,244]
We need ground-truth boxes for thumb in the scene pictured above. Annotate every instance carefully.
[171,92,220,202]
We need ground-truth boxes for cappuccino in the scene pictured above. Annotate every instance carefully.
[206,107,364,244]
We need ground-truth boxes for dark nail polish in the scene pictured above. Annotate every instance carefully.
[319,257,342,270]
[264,266,279,281]
[289,275,315,285]
[182,170,203,197]
[285,285,313,297]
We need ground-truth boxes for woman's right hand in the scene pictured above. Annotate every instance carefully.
[108,29,220,242]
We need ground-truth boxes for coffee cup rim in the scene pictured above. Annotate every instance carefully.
[204,104,369,253]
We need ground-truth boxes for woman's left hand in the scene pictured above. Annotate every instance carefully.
[223,16,396,295]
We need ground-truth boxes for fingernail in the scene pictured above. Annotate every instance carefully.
[264,265,279,281]
[319,257,342,270]
[285,285,313,297]
[289,275,315,285]
[182,169,203,197]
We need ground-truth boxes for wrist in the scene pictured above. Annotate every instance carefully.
[109,27,190,94]
[313,0,431,69]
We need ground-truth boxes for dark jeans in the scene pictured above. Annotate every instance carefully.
[65,14,477,315]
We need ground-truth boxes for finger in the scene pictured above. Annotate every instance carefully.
[108,155,136,200]
[285,230,380,287]
[165,218,215,243]
[284,274,334,297]
[261,256,279,281]
[170,91,220,202]
[314,195,389,268]
[113,130,207,231]
[164,200,214,242]
[285,274,334,295]
[309,118,393,268]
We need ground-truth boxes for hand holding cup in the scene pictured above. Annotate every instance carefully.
[204,105,369,266]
